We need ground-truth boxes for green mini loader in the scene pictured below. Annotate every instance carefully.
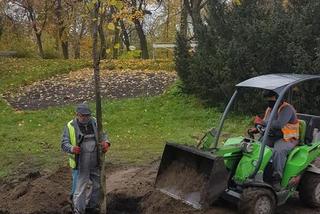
[155,74,320,214]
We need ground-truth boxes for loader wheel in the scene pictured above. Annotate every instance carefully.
[238,187,275,214]
[299,172,320,208]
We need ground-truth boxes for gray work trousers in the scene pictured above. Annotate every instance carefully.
[73,134,100,214]
[271,139,296,177]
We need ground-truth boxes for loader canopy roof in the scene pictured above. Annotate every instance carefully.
[236,74,320,93]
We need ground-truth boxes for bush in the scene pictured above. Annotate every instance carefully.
[175,0,320,114]
[0,34,38,58]
[119,50,142,59]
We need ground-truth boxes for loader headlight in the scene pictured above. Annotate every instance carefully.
[240,141,253,153]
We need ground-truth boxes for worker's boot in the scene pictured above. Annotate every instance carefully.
[272,173,282,191]
[68,194,74,212]
[85,207,100,214]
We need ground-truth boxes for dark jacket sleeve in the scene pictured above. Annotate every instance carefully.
[61,125,73,154]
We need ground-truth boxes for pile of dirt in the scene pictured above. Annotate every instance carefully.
[105,160,320,214]
[2,69,177,110]
[156,161,206,194]
[155,161,207,209]
[1,161,320,214]
[106,161,202,214]
[0,167,71,214]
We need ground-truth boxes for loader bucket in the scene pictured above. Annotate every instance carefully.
[155,142,229,209]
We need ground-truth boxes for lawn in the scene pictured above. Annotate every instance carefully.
[0,58,250,178]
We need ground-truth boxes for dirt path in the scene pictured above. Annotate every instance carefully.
[2,69,177,110]
[0,162,319,214]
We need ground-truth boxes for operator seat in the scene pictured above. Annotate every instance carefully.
[298,119,307,145]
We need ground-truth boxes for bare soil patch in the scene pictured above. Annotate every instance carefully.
[0,161,319,214]
[2,69,177,110]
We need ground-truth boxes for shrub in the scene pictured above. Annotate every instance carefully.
[175,0,320,114]
[119,50,142,59]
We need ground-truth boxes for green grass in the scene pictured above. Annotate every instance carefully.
[0,58,91,93]
[100,59,175,71]
[0,58,250,178]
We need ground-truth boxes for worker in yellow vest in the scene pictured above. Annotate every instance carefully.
[61,103,110,214]
[249,90,299,190]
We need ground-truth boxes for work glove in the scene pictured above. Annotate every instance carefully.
[254,116,264,125]
[71,146,81,154]
[101,141,110,153]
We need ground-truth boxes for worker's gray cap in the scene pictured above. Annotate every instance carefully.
[76,103,91,115]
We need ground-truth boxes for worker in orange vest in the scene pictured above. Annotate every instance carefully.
[250,90,299,190]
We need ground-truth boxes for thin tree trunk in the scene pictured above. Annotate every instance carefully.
[120,19,130,51]
[61,41,69,59]
[73,19,80,59]
[98,26,106,59]
[0,16,4,38]
[98,9,107,59]
[56,0,69,59]
[91,1,105,213]
[74,41,80,59]
[134,19,149,59]
[35,32,44,58]
[74,19,85,59]
[180,0,188,37]
[185,0,203,39]
[112,20,120,59]
[166,2,170,58]
[26,4,45,58]
[54,33,60,51]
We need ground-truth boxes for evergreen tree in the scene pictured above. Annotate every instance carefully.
[175,0,320,114]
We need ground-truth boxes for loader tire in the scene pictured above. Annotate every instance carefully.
[238,187,275,214]
[299,172,320,208]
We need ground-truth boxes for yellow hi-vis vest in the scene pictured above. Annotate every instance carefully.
[67,120,77,169]
[263,102,299,142]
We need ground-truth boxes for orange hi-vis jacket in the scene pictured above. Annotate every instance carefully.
[263,102,299,142]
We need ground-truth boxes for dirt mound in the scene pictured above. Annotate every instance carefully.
[1,161,320,214]
[2,69,177,110]
[0,167,71,214]
[155,161,207,209]
[105,160,320,214]
[156,161,206,194]
[106,161,200,214]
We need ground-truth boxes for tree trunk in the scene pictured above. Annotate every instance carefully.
[166,2,170,58]
[54,34,60,51]
[98,9,107,59]
[120,19,130,51]
[73,19,80,59]
[56,0,69,59]
[91,2,105,213]
[26,3,45,58]
[74,19,85,59]
[134,19,149,59]
[180,0,188,37]
[185,0,203,39]
[112,20,120,59]
[35,32,44,58]
[0,16,3,38]
[74,41,80,59]
[61,41,69,59]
